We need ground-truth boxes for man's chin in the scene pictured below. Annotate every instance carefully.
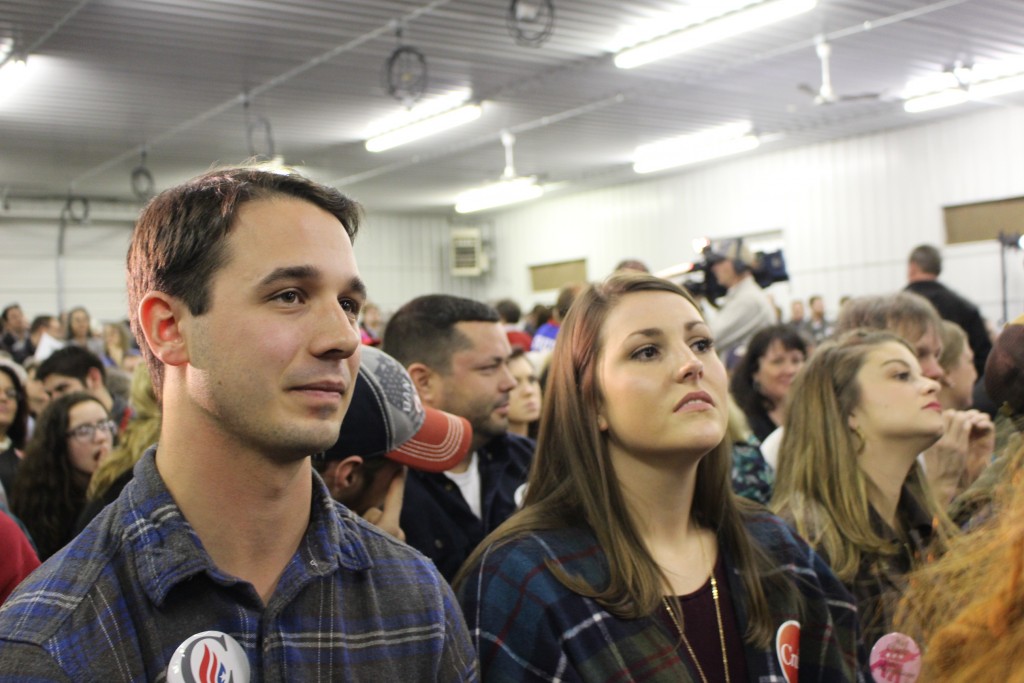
[282,424,344,459]
[473,418,509,441]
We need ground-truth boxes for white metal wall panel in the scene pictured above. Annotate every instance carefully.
[485,106,1024,327]
[0,211,486,326]
[0,220,132,323]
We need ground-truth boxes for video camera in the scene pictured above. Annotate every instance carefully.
[680,238,789,307]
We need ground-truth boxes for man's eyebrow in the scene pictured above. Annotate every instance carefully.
[349,276,368,300]
[258,265,320,288]
[257,268,367,300]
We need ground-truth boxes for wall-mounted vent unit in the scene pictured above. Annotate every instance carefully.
[450,227,488,276]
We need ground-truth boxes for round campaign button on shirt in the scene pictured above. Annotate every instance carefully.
[167,631,250,683]
[514,483,528,508]
[775,620,800,683]
[869,632,921,683]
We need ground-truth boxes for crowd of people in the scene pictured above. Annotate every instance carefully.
[0,165,1019,681]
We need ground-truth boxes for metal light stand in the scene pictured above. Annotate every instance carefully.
[998,231,1023,325]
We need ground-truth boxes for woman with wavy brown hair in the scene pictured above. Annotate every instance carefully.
[9,392,115,559]
[455,273,860,682]
[772,330,957,666]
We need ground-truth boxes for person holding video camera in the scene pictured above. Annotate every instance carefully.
[705,239,777,367]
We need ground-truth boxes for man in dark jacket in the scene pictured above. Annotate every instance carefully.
[905,243,992,376]
[384,294,534,581]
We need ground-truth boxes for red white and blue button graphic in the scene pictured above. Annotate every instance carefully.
[167,631,250,683]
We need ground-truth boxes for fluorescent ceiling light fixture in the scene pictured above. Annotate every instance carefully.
[970,73,1024,99]
[608,0,759,52]
[971,57,1024,83]
[633,122,760,174]
[902,71,961,100]
[365,103,482,152]
[363,89,472,138]
[454,177,543,214]
[903,88,969,113]
[903,57,1024,113]
[614,0,816,70]
[253,155,292,173]
[0,57,29,102]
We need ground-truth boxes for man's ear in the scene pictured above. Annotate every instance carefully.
[324,457,364,500]
[85,366,105,392]
[406,363,442,406]
[138,292,190,368]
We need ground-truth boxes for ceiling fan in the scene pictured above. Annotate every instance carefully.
[798,36,883,105]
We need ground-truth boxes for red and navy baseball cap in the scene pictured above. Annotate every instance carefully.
[324,346,472,472]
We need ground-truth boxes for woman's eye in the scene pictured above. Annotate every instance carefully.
[895,371,911,381]
[631,345,659,361]
[692,338,714,353]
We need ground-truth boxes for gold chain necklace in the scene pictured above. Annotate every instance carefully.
[661,535,730,683]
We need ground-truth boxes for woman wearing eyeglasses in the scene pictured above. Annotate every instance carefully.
[10,393,115,560]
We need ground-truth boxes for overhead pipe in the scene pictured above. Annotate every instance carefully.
[69,0,457,188]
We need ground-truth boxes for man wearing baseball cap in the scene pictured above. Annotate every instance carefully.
[316,346,473,541]
[383,294,534,582]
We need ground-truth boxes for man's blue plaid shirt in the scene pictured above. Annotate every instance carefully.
[0,449,477,682]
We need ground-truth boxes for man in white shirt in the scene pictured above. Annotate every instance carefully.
[382,294,535,581]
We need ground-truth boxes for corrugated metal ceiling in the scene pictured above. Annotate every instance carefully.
[1,0,1022,213]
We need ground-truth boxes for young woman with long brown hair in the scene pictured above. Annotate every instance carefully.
[455,273,860,682]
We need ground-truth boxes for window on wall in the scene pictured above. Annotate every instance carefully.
[944,196,1024,244]
[529,259,587,293]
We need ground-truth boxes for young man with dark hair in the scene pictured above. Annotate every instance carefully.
[0,304,31,363]
[0,167,476,680]
[28,314,56,347]
[494,298,532,350]
[36,346,131,428]
[383,294,534,581]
